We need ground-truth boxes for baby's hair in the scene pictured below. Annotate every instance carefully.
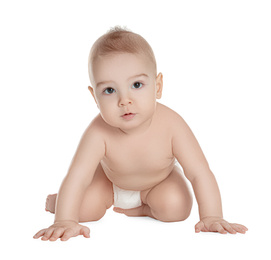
[88,26,157,82]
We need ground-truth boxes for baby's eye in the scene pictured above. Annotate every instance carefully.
[132,82,143,89]
[104,87,115,95]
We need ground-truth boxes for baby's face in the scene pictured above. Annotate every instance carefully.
[89,53,163,133]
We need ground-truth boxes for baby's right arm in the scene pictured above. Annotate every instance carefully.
[34,119,105,241]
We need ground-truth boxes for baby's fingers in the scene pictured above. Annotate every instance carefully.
[221,222,237,234]
[231,223,248,234]
[80,226,90,238]
[195,221,204,233]
[49,228,65,241]
[41,227,55,241]
[210,223,227,234]
[60,226,90,241]
[33,229,47,239]
[61,228,76,241]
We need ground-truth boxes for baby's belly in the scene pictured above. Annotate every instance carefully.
[100,158,176,191]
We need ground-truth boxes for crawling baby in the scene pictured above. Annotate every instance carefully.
[34,26,247,241]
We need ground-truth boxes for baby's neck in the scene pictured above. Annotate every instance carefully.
[118,116,154,136]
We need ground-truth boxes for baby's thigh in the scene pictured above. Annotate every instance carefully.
[142,165,192,221]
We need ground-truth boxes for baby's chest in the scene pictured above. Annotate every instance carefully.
[104,135,173,171]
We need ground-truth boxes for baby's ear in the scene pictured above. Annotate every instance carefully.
[156,73,163,99]
[88,86,98,104]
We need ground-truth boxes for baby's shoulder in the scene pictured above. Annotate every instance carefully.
[156,103,187,132]
[156,102,183,123]
[84,114,110,137]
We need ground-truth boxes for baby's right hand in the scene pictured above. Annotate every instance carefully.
[33,220,90,241]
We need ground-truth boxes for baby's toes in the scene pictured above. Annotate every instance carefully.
[45,194,57,213]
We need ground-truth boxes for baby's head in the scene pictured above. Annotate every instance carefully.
[88,26,157,84]
[88,26,163,133]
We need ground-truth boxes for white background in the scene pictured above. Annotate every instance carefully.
[1,0,270,259]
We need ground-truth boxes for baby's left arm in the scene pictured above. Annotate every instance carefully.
[171,114,248,234]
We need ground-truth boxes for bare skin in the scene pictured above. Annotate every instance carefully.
[34,53,247,241]
[45,160,193,223]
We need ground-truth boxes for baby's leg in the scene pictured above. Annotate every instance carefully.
[144,165,192,222]
[45,163,114,222]
[115,165,192,222]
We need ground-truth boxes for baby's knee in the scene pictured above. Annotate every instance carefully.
[154,194,192,222]
[79,205,107,223]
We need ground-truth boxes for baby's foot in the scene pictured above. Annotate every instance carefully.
[113,205,146,217]
[45,194,57,213]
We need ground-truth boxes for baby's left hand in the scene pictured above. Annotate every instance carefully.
[195,217,248,234]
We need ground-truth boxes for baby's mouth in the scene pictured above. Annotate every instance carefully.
[121,113,136,120]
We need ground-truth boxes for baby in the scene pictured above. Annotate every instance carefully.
[34,26,248,241]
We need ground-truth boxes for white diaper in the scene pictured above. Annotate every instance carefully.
[113,184,142,209]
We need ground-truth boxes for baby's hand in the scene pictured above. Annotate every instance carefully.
[195,217,248,234]
[33,220,90,241]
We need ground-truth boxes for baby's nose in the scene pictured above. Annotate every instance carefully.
[118,94,133,107]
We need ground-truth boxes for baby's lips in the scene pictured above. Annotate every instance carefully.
[121,112,135,116]
[121,113,136,120]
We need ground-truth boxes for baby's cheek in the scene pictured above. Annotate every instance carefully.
[100,109,118,127]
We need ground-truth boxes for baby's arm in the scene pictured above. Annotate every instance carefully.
[172,114,247,234]
[34,120,105,241]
